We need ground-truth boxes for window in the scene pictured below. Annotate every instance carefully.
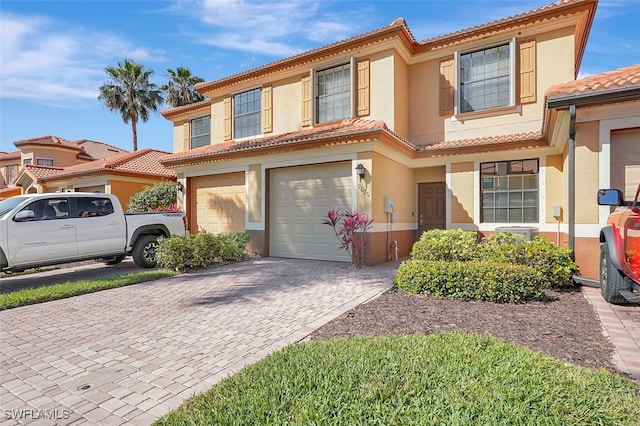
[316,63,351,123]
[458,41,513,113]
[5,164,18,184]
[233,88,261,138]
[23,158,32,165]
[37,158,54,166]
[20,198,69,221]
[481,159,538,223]
[78,197,114,218]
[190,115,210,148]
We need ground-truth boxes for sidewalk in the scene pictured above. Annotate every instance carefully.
[582,287,640,384]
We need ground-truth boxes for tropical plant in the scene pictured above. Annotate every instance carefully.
[323,210,373,268]
[128,181,177,212]
[98,59,163,151]
[161,67,205,108]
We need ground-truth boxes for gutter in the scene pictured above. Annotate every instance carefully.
[568,104,576,255]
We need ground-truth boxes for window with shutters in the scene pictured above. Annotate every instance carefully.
[190,115,210,149]
[315,63,351,123]
[233,88,261,138]
[457,39,515,114]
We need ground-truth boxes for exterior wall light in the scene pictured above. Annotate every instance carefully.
[355,163,365,180]
[176,181,184,193]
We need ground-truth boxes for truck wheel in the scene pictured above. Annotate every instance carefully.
[102,255,126,265]
[132,235,159,268]
[600,243,626,304]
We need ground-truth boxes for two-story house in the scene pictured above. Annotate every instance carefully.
[159,0,639,281]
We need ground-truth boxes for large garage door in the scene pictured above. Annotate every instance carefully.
[191,172,245,234]
[270,162,352,262]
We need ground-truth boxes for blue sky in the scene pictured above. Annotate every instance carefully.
[1,0,639,154]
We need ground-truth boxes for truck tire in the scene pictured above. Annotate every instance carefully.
[132,235,159,268]
[102,255,126,265]
[600,243,626,304]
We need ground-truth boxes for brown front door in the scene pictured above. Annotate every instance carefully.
[418,182,446,234]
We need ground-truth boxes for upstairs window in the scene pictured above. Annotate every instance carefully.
[5,164,18,184]
[233,88,261,138]
[23,158,32,165]
[316,63,351,123]
[190,115,210,149]
[37,158,54,166]
[481,159,538,223]
[457,40,514,114]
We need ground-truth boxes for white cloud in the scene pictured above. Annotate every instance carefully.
[0,13,166,104]
[174,0,359,57]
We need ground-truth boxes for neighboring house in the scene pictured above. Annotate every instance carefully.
[14,149,176,211]
[159,0,637,280]
[0,151,22,199]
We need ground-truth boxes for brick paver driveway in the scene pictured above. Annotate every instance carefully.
[0,258,396,425]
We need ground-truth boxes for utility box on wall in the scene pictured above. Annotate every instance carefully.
[383,195,395,213]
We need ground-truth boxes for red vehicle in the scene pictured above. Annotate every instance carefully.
[598,183,640,304]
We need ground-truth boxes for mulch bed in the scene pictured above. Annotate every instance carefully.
[310,286,631,380]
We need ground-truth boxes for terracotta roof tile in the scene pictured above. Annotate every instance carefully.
[0,151,21,161]
[71,139,128,159]
[24,165,65,179]
[417,131,545,152]
[13,135,82,151]
[41,149,176,181]
[545,63,640,98]
[159,119,406,165]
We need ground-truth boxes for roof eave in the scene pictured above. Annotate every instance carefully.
[547,87,640,109]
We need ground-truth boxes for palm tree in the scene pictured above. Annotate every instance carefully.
[98,60,163,151]
[161,67,205,108]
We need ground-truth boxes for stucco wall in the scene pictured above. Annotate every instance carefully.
[371,152,415,224]
[574,120,600,224]
[450,162,474,224]
[369,51,396,130]
[248,164,262,223]
[545,154,565,223]
[415,166,446,183]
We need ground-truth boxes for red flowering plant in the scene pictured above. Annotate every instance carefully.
[323,209,373,267]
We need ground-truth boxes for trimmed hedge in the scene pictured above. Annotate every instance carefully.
[411,229,479,262]
[410,230,577,288]
[157,232,250,272]
[394,259,546,303]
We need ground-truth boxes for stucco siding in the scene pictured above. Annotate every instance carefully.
[450,162,474,224]
[371,152,415,224]
[545,154,565,223]
[248,164,262,223]
[575,120,600,224]
[369,52,396,130]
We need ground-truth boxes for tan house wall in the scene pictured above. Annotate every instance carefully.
[272,76,301,135]
[545,154,565,224]
[368,51,396,132]
[393,54,409,139]
[450,162,474,224]
[248,164,262,223]
[574,120,600,224]
[19,147,78,168]
[415,166,446,183]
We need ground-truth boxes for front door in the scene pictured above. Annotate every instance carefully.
[418,182,446,234]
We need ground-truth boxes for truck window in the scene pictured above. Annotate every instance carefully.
[19,198,69,221]
[78,197,114,218]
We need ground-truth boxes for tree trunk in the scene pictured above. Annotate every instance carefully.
[132,120,138,151]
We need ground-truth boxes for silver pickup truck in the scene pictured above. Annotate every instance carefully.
[0,192,188,271]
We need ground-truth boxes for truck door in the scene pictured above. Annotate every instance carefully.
[7,197,78,265]
[75,196,126,256]
[623,186,640,283]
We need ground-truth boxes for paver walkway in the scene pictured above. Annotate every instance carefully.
[0,258,396,425]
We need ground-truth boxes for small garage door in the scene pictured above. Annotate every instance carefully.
[191,172,245,234]
[270,162,353,262]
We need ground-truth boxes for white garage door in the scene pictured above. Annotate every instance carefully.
[191,172,245,234]
[270,162,353,262]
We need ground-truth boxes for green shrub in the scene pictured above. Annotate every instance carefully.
[411,229,479,262]
[128,181,177,212]
[394,259,546,302]
[157,232,250,272]
[480,234,577,287]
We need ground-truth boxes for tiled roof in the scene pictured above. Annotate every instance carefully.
[13,135,82,151]
[416,131,545,153]
[191,0,593,95]
[161,99,212,120]
[41,149,176,181]
[0,151,21,161]
[159,119,413,165]
[71,140,129,160]
[24,165,65,179]
[420,0,587,44]
[546,64,640,98]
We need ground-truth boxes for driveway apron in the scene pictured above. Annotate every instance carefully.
[0,258,396,425]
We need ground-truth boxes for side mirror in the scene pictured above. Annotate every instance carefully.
[13,210,36,222]
[597,189,624,206]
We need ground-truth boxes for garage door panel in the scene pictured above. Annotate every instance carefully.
[270,162,352,262]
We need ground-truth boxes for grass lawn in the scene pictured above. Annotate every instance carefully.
[0,269,176,310]
[156,332,640,425]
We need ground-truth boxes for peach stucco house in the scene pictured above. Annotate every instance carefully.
[159,0,638,281]
[1,136,176,210]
